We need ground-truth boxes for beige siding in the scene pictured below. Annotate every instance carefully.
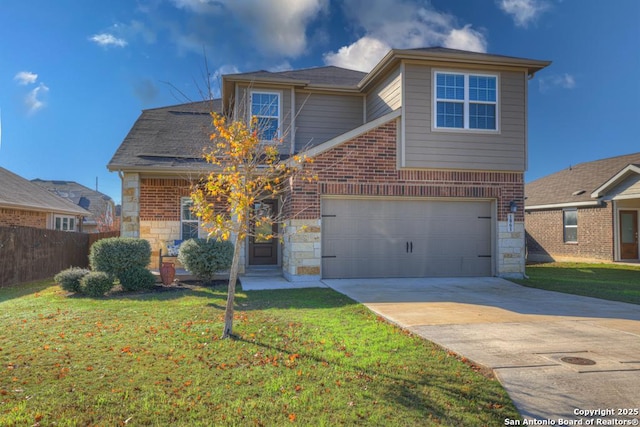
[366,67,402,121]
[610,175,640,198]
[403,63,527,171]
[294,92,363,151]
[235,84,293,154]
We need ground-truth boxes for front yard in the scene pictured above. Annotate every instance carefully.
[512,262,640,305]
[0,280,517,426]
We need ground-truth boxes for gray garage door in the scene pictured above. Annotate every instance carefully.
[321,198,492,278]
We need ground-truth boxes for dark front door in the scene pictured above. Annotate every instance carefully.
[620,210,639,260]
[249,200,278,265]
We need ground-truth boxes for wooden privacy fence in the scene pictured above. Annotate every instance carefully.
[0,226,119,287]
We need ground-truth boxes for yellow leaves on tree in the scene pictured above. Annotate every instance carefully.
[190,112,315,339]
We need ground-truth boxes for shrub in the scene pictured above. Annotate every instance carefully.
[118,267,157,292]
[80,272,114,297]
[89,238,151,281]
[54,267,91,293]
[178,238,234,282]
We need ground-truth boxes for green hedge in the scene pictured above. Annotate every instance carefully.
[89,238,151,281]
[178,238,233,282]
[54,267,91,293]
[80,272,114,297]
[118,267,157,291]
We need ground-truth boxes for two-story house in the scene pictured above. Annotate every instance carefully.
[108,47,550,280]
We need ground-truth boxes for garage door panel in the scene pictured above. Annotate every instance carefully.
[322,198,493,279]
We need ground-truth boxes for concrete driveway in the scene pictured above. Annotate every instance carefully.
[323,277,640,423]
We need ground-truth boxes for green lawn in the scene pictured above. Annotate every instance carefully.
[0,280,517,426]
[512,262,640,304]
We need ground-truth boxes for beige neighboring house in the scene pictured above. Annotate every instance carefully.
[0,167,89,231]
[525,152,640,263]
[109,47,550,279]
[31,179,117,233]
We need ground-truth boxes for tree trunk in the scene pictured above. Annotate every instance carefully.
[222,233,242,339]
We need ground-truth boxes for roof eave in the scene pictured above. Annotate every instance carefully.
[591,164,640,198]
[0,201,88,216]
[525,200,602,210]
[359,49,551,90]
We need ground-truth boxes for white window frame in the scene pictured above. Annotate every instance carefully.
[54,215,77,232]
[563,208,578,243]
[249,90,281,141]
[181,197,199,240]
[433,70,499,132]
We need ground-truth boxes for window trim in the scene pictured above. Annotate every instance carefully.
[563,208,578,243]
[180,197,199,240]
[433,70,499,132]
[54,215,77,232]
[249,89,282,141]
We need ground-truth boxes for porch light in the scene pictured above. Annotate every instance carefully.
[509,200,518,213]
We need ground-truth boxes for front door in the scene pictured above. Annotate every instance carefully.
[249,200,278,265]
[620,210,639,260]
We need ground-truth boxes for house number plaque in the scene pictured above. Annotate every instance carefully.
[507,213,515,233]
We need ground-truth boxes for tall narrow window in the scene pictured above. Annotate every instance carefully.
[250,91,280,141]
[181,197,199,240]
[435,72,498,130]
[563,209,578,243]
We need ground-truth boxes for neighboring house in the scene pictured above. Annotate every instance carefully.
[108,47,550,280]
[31,179,117,233]
[0,167,88,231]
[525,152,640,263]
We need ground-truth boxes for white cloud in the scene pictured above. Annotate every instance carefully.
[25,83,49,115]
[170,0,328,58]
[14,71,38,85]
[498,0,550,28]
[444,25,487,52]
[210,64,241,97]
[324,37,390,72]
[89,33,128,47]
[538,73,576,92]
[323,0,487,72]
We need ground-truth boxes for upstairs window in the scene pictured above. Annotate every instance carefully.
[250,91,280,141]
[435,72,498,131]
[181,197,199,240]
[563,209,578,243]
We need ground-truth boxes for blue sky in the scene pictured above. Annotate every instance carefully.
[1,0,638,205]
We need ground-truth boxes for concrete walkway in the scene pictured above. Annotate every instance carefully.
[322,277,640,423]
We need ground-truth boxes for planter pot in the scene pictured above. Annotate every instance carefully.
[160,262,176,285]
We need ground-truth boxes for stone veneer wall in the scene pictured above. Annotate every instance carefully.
[282,219,321,281]
[120,173,140,238]
[284,119,526,279]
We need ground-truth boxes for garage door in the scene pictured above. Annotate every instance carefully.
[321,198,492,278]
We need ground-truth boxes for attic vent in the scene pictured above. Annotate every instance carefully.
[572,190,586,196]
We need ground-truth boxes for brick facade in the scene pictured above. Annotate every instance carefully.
[525,204,614,262]
[288,120,524,222]
[0,208,47,228]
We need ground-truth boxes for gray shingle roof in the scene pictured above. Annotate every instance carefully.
[225,66,367,88]
[0,167,89,216]
[108,100,221,171]
[525,152,640,207]
[31,179,114,224]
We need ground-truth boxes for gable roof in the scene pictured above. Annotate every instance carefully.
[110,47,550,173]
[224,66,367,89]
[31,179,114,223]
[108,100,221,172]
[0,167,89,216]
[525,152,640,209]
